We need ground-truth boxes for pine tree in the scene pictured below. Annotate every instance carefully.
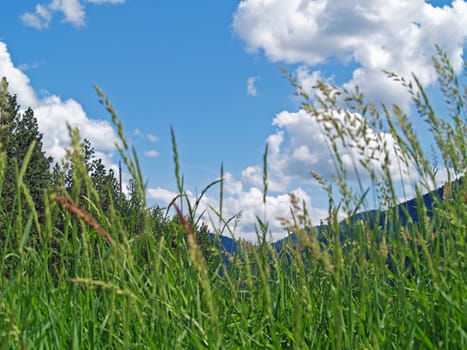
[123,178,146,233]
[54,138,123,213]
[0,78,53,236]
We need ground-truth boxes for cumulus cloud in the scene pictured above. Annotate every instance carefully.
[270,109,416,183]
[147,187,178,207]
[241,131,291,193]
[225,0,467,240]
[146,100,422,242]
[220,184,327,242]
[21,0,125,28]
[0,40,119,161]
[35,96,118,160]
[0,42,38,108]
[204,107,419,241]
[143,104,417,241]
[294,67,325,98]
[234,0,467,108]
[247,76,260,96]
[147,171,328,242]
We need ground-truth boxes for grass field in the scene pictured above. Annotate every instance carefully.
[0,49,465,349]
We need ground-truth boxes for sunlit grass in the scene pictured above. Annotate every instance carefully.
[0,49,465,349]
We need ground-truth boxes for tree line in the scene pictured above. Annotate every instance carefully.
[0,77,221,269]
[0,78,132,231]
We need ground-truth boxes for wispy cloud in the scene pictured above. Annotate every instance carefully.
[21,0,125,29]
[144,150,160,158]
[20,4,52,30]
[18,62,41,71]
[247,76,259,96]
[133,129,159,143]
[87,0,125,3]
[147,133,159,142]
[133,129,143,137]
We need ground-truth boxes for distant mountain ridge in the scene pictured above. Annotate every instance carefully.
[213,177,464,255]
[273,177,464,251]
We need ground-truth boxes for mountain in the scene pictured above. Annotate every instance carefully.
[213,177,464,255]
[273,177,463,252]
[210,233,238,255]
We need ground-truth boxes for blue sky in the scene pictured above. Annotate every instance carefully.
[0,0,466,241]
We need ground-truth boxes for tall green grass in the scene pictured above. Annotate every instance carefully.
[0,49,465,349]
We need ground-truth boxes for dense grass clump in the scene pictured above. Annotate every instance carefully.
[0,49,466,349]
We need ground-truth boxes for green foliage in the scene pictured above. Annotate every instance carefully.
[0,49,466,349]
[53,137,123,212]
[0,81,53,246]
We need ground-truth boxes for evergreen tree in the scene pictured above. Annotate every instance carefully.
[0,78,53,231]
[53,138,123,213]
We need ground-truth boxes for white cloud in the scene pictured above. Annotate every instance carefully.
[133,129,159,143]
[87,0,125,4]
[294,67,324,98]
[20,4,52,30]
[35,95,118,160]
[208,106,418,241]
[0,40,119,162]
[144,99,423,241]
[146,170,328,242]
[269,108,415,183]
[220,184,327,242]
[227,0,467,240]
[234,0,467,108]
[223,172,243,195]
[247,76,260,96]
[147,187,178,207]
[132,128,143,137]
[18,62,41,72]
[147,133,159,142]
[208,106,423,240]
[144,150,160,158]
[0,42,38,109]
[49,0,86,27]
[21,0,125,28]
